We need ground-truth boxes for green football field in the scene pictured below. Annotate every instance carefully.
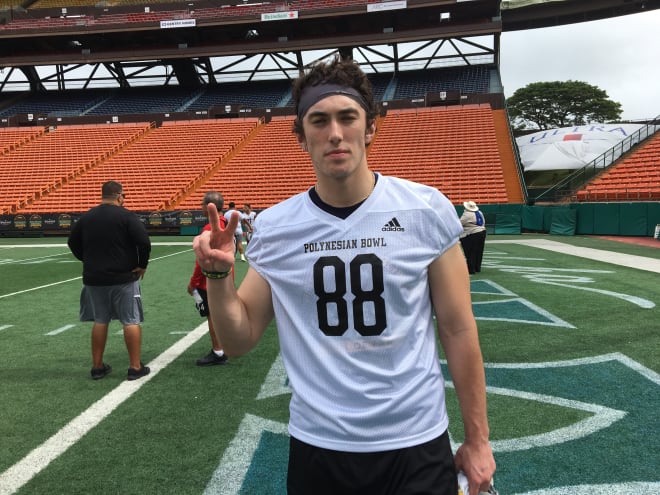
[0,234,658,495]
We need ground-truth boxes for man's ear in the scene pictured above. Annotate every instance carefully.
[365,120,376,144]
[299,139,308,152]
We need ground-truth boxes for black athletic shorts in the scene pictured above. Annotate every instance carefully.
[287,430,457,495]
[195,288,209,317]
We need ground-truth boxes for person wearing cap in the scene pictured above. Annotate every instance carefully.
[192,56,495,495]
[459,201,487,274]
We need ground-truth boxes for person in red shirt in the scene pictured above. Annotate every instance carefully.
[188,191,233,366]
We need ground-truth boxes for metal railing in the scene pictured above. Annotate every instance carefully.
[503,103,529,204]
[529,115,660,203]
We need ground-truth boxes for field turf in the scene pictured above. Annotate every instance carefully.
[0,234,658,494]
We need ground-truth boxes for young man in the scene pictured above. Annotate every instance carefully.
[223,201,247,262]
[241,203,256,244]
[68,181,151,381]
[193,57,495,494]
[187,191,229,366]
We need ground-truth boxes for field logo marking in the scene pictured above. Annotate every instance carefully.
[471,279,574,328]
[215,349,659,494]
[203,414,288,495]
[484,255,655,309]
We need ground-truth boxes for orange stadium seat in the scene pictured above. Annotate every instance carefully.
[367,106,520,205]
[576,131,660,202]
[15,119,258,213]
[1,123,151,214]
[5,105,530,214]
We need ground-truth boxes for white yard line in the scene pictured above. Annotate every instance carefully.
[488,238,660,273]
[0,249,192,300]
[0,246,199,494]
[0,322,210,495]
[0,238,655,495]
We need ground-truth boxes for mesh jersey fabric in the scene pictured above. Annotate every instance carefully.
[246,174,463,452]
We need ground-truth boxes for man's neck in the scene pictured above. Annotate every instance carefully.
[314,169,376,208]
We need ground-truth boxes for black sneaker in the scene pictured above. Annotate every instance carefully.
[196,350,229,367]
[91,363,112,380]
[127,362,150,381]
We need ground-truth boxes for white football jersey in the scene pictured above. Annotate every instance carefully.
[246,174,463,452]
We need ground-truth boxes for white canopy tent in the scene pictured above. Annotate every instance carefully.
[516,123,643,171]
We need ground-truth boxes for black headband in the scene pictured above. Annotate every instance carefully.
[297,83,369,122]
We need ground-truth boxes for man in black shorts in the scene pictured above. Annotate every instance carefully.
[187,191,229,366]
[193,57,496,494]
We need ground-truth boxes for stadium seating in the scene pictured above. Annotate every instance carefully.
[576,131,660,201]
[1,123,151,215]
[4,101,655,215]
[86,87,198,116]
[176,116,313,211]
[6,0,371,31]
[0,126,47,154]
[15,119,259,213]
[0,89,111,117]
[0,104,529,215]
[367,105,514,204]
[0,65,488,118]
[393,66,491,99]
[187,80,293,111]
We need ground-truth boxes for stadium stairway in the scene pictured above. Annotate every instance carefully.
[2,123,152,215]
[177,116,315,211]
[492,109,525,204]
[4,106,529,215]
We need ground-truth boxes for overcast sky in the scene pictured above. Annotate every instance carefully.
[499,8,660,122]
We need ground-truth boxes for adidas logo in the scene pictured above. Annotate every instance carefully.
[382,217,405,232]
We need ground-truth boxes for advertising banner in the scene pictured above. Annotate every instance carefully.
[0,211,207,233]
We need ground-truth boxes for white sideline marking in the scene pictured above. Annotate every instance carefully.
[0,252,69,265]
[0,249,191,300]
[513,482,660,494]
[488,239,660,273]
[0,325,13,332]
[0,277,82,300]
[0,321,211,495]
[256,353,289,400]
[45,324,75,336]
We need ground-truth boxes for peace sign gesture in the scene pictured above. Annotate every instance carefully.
[192,203,240,273]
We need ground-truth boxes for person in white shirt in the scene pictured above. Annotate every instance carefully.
[241,203,256,244]
[193,56,495,495]
[223,201,247,262]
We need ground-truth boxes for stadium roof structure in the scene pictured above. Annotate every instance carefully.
[0,0,656,92]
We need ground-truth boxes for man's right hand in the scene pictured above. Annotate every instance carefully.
[193,203,239,273]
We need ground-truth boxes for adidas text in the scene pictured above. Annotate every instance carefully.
[383,217,405,232]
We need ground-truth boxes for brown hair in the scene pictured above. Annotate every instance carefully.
[291,56,377,138]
